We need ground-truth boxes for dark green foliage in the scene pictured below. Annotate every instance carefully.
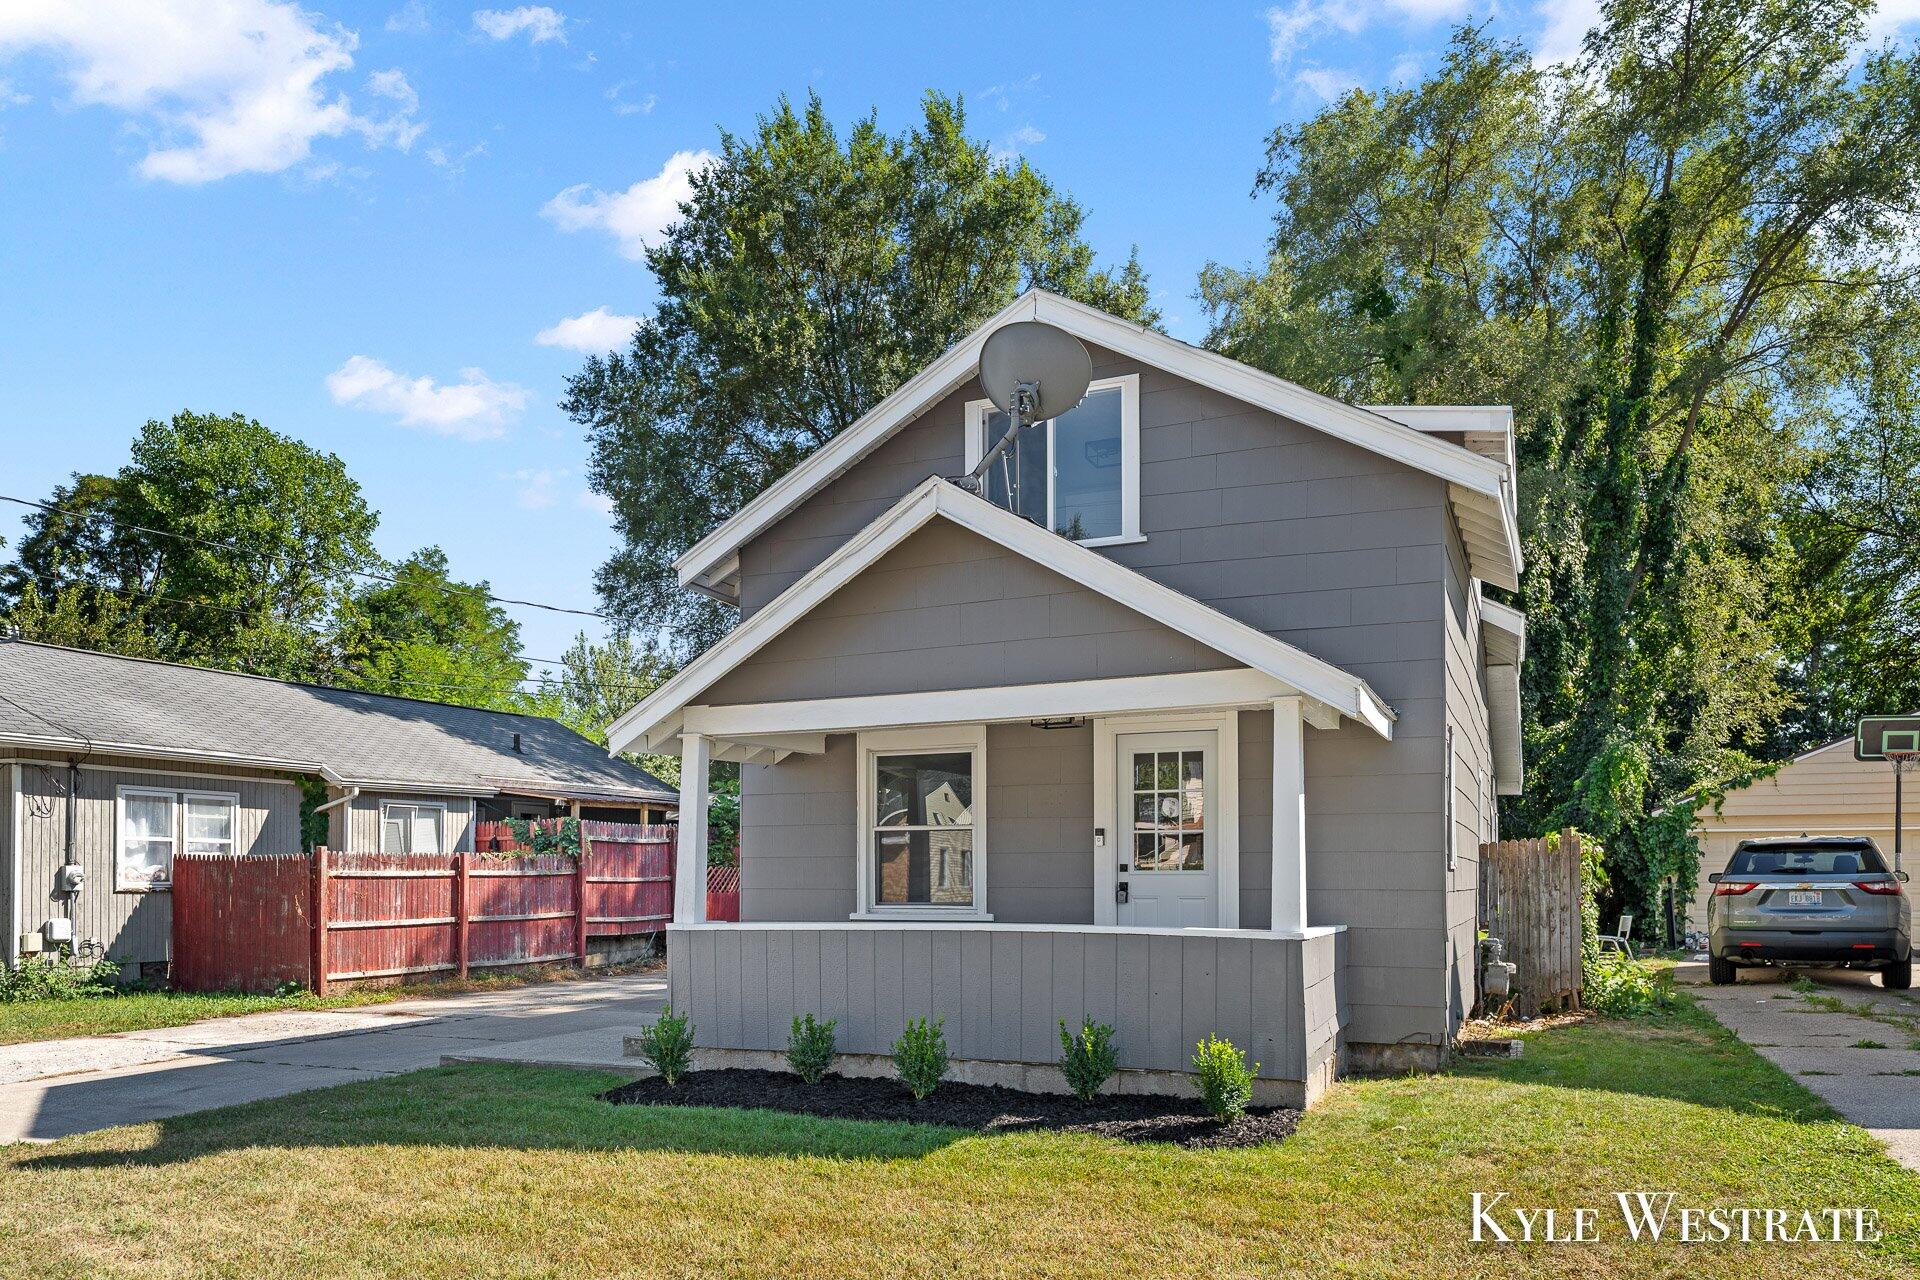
[786,1013,838,1084]
[333,547,528,708]
[1057,1017,1118,1103]
[0,953,121,1002]
[1192,1034,1257,1120]
[1201,5,1920,926]
[891,1015,949,1100]
[571,92,1157,657]
[635,1006,695,1085]
[500,816,583,858]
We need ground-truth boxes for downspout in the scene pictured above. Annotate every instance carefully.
[313,786,360,851]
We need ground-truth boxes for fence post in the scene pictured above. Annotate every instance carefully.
[455,848,470,980]
[310,845,330,997]
[575,826,591,970]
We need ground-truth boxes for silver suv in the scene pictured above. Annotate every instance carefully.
[1707,836,1911,988]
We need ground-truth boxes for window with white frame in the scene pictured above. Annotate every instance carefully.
[117,787,237,891]
[858,727,985,914]
[380,801,446,854]
[966,374,1140,545]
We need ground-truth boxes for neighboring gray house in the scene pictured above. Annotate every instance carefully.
[1,640,676,974]
[609,290,1527,1106]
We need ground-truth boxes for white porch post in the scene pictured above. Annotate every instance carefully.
[674,734,711,923]
[1270,696,1308,933]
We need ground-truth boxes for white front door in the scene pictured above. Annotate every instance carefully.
[1115,730,1217,928]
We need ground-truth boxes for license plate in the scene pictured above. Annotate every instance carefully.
[1787,890,1822,906]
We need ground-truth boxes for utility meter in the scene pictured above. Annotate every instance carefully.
[53,863,85,895]
[42,918,73,945]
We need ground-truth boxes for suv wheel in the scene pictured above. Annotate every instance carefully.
[1883,957,1912,990]
[1708,953,1737,985]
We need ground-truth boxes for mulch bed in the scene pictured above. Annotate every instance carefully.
[601,1068,1300,1149]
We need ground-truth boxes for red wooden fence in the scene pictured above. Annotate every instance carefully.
[171,821,675,994]
[707,864,740,922]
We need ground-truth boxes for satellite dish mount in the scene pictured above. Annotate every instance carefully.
[952,321,1093,517]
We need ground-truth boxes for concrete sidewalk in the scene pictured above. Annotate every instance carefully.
[1679,962,1920,1173]
[0,971,664,1144]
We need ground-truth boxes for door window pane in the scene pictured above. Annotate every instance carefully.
[1129,747,1207,873]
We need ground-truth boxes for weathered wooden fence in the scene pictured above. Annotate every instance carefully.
[706,864,740,922]
[1478,828,1584,1016]
[171,821,675,994]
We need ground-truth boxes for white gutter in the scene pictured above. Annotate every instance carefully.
[313,785,360,815]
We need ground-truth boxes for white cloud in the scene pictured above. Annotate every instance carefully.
[536,305,641,352]
[1295,66,1362,101]
[367,67,418,114]
[0,0,423,184]
[472,6,566,43]
[605,79,653,116]
[385,1,431,34]
[1264,1,1471,87]
[541,149,713,260]
[325,355,527,441]
[507,467,565,509]
[1008,123,1045,147]
[576,489,614,516]
[1532,0,1602,66]
[0,79,30,108]
[1868,0,1920,36]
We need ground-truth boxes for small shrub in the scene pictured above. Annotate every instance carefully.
[1057,1017,1118,1103]
[892,1016,949,1100]
[1583,949,1673,1018]
[0,952,120,1003]
[635,1005,695,1085]
[1192,1034,1257,1120]
[786,1013,837,1084]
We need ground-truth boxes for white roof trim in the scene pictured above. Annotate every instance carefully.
[612,477,1396,754]
[674,288,1521,596]
[1479,592,1527,667]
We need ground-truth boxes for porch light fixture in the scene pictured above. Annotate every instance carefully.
[1029,717,1084,730]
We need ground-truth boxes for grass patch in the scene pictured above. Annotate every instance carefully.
[1853,1039,1891,1050]
[0,990,1912,1278]
[0,964,653,1046]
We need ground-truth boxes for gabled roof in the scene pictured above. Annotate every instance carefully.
[610,477,1397,755]
[0,640,676,802]
[676,289,1522,599]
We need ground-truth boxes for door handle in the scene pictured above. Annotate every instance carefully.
[1116,882,1129,904]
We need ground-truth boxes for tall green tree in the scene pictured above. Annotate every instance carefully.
[1201,5,1920,920]
[520,631,680,783]
[570,91,1157,656]
[2,412,380,678]
[332,547,530,708]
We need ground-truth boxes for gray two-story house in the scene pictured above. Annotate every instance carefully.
[610,290,1526,1104]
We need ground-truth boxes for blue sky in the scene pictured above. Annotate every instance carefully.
[3,0,1915,672]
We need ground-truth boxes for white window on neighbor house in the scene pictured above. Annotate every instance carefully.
[380,801,446,855]
[856,726,986,917]
[117,786,238,891]
[965,374,1140,545]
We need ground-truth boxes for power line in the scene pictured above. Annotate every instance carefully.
[0,491,613,621]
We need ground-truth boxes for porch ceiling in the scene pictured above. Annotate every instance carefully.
[607,478,1396,759]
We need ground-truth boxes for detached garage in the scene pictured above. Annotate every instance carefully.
[1688,736,1911,932]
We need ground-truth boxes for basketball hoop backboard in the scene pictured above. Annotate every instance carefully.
[1855,715,1920,761]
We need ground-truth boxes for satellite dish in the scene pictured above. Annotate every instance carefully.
[977,321,1093,422]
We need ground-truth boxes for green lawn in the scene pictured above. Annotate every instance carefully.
[0,991,1913,1279]
[0,965,651,1045]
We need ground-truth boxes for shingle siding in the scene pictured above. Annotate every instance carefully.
[729,341,1481,1053]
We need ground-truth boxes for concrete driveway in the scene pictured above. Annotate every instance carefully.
[1679,962,1920,1173]
[0,971,664,1144]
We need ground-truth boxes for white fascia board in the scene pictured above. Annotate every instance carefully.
[682,669,1306,741]
[675,288,1518,596]
[1479,592,1528,666]
[0,732,322,775]
[1364,405,1513,434]
[1487,662,1524,795]
[611,476,1395,754]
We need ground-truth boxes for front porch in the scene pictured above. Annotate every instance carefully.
[666,920,1345,1107]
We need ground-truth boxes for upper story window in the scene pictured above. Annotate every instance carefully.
[965,373,1140,546]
